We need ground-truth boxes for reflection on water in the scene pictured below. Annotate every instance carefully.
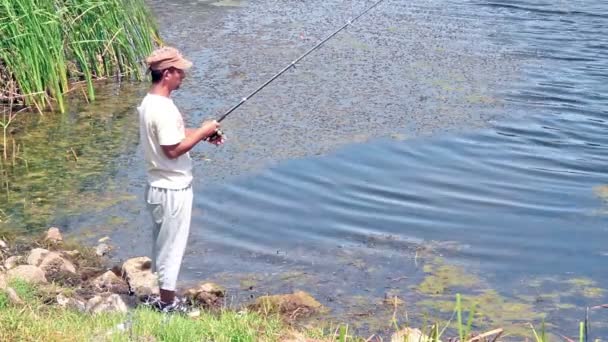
[2,0,607,338]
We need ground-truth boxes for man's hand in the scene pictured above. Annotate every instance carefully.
[201,120,220,138]
[162,120,222,159]
[207,130,225,145]
[201,120,224,145]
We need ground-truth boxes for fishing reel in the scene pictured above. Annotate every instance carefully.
[206,129,224,144]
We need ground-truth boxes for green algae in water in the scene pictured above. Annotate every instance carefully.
[594,185,608,200]
[414,257,545,338]
[418,291,543,338]
[0,85,141,234]
[563,278,606,298]
[416,260,478,296]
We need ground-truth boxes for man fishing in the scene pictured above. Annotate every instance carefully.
[135,0,384,314]
[138,46,223,312]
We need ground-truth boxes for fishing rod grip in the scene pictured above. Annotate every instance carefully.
[204,129,224,143]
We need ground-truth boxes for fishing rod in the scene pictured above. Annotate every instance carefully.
[208,0,386,140]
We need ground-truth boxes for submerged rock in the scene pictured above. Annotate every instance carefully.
[7,265,47,284]
[391,328,440,342]
[45,227,63,243]
[86,294,128,314]
[185,282,225,308]
[121,257,158,297]
[250,291,325,318]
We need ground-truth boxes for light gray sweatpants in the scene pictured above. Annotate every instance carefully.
[145,185,193,291]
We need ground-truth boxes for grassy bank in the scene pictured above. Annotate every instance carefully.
[0,280,591,342]
[0,0,159,114]
[0,280,287,341]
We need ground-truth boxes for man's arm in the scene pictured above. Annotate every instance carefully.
[185,128,198,137]
[162,121,219,159]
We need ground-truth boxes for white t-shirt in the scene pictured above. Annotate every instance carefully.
[138,93,193,189]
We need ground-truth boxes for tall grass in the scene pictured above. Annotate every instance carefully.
[0,0,159,113]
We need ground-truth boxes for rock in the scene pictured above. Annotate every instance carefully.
[187,309,201,318]
[56,293,86,312]
[281,332,326,342]
[0,239,7,249]
[27,248,50,266]
[250,291,325,317]
[41,253,76,274]
[93,271,129,294]
[95,243,111,257]
[5,287,23,305]
[98,236,110,243]
[185,282,225,308]
[28,249,76,274]
[86,294,128,314]
[0,272,6,289]
[391,328,440,342]
[45,227,63,243]
[121,257,158,297]
[4,256,23,270]
[7,265,47,284]
[63,250,80,258]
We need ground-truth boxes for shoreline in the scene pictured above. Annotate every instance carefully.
[0,227,596,341]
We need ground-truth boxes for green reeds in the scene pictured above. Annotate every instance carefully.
[0,0,159,113]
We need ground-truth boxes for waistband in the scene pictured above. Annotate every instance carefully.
[147,183,192,192]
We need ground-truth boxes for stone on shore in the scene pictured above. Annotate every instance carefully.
[28,248,76,274]
[86,294,128,314]
[5,287,23,305]
[121,257,158,297]
[93,271,130,294]
[7,265,47,284]
[0,239,7,250]
[250,291,325,317]
[56,293,86,312]
[95,243,111,257]
[0,272,6,289]
[45,227,63,243]
[185,282,225,308]
[391,328,440,342]
[4,256,22,270]
[27,248,49,266]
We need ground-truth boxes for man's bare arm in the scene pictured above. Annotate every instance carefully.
[162,121,219,159]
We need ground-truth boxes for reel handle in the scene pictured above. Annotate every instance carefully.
[205,129,224,143]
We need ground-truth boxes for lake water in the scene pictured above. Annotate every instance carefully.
[2,0,607,338]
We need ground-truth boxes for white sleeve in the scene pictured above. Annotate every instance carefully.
[155,103,185,146]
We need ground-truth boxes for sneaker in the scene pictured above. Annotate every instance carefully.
[159,297,190,314]
[139,294,162,308]
[140,295,190,314]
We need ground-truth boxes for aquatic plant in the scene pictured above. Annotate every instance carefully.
[0,0,159,113]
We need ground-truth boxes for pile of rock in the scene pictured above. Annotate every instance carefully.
[0,227,227,315]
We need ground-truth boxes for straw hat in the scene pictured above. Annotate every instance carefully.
[146,46,192,71]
